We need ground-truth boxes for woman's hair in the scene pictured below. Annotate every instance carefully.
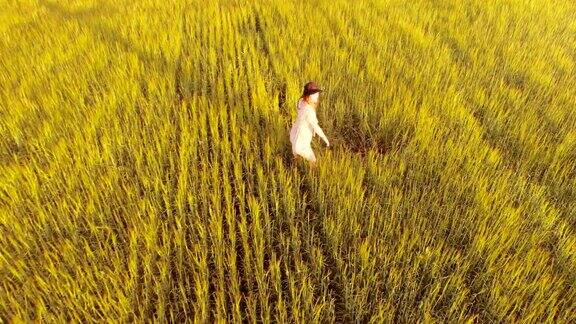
[299,93,318,108]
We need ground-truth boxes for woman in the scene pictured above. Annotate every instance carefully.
[289,81,330,167]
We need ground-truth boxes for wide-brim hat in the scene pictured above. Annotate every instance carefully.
[302,81,323,96]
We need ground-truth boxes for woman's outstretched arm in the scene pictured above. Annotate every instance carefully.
[307,110,330,146]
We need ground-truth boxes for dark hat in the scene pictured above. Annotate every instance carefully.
[302,81,323,96]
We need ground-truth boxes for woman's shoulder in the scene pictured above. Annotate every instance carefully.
[298,98,313,109]
[297,98,308,111]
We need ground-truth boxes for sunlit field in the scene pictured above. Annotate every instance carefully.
[1,0,575,322]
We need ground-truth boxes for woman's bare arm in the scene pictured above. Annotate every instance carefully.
[307,110,330,146]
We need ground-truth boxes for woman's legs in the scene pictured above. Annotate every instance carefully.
[307,152,317,168]
[301,150,317,169]
[293,151,317,169]
[308,159,317,169]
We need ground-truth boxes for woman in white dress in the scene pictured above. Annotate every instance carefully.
[290,81,330,167]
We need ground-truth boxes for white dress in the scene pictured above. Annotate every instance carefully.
[289,98,329,162]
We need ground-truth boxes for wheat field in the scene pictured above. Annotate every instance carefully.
[1,0,575,322]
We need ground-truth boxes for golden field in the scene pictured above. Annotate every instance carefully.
[0,0,575,322]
